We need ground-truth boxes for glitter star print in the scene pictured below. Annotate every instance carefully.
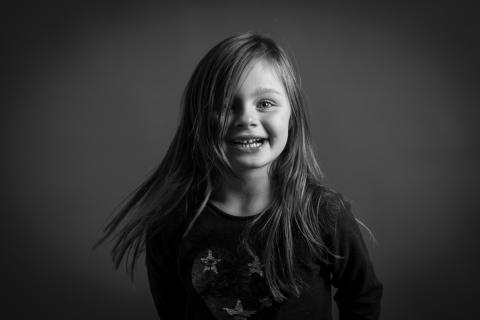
[200,249,222,274]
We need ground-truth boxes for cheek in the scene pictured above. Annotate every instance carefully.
[269,115,290,144]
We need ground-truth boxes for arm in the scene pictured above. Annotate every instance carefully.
[330,203,383,320]
[145,230,186,320]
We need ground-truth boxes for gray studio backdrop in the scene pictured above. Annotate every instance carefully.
[3,1,479,319]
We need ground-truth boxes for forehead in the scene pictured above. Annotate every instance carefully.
[235,59,286,95]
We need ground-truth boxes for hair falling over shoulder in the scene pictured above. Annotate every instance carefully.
[95,32,351,301]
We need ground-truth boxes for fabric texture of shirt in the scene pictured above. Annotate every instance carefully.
[146,201,383,320]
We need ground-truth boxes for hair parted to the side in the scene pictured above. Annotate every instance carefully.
[95,32,351,302]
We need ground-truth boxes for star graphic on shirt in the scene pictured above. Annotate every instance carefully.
[200,249,222,274]
[247,254,263,277]
[223,299,256,319]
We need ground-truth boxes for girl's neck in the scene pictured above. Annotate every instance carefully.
[210,171,271,217]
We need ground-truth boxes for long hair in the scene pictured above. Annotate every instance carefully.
[95,32,350,301]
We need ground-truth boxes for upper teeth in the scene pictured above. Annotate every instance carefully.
[235,138,263,143]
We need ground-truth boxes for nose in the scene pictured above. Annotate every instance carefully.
[231,101,258,128]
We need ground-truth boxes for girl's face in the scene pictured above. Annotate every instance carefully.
[223,59,291,175]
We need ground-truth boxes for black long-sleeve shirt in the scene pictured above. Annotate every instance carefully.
[146,202,382,320]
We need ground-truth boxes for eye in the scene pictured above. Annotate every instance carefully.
[258,99,275,110]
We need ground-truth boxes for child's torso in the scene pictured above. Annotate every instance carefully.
[174,203,333,320]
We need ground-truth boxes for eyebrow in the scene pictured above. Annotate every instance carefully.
[251,87,282,96]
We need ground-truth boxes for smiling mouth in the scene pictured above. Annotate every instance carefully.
[228,137,267,151]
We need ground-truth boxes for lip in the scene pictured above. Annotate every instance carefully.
[227,135,268,153]
[228,141,265,153]
[227,135,268,143]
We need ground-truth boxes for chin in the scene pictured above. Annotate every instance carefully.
[232,160,272,172]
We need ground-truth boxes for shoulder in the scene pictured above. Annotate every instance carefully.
[308,184,352,230]
[146,206,188,257]
[311,188,369,257]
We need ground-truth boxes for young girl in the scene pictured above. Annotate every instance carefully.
[97,33,383,319]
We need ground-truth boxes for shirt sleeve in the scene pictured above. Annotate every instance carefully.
[145,227,186,320]
[330,202,383,320]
